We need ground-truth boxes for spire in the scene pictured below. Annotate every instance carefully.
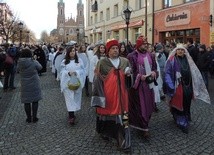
[60,0,63,3]
[79,0,82,4]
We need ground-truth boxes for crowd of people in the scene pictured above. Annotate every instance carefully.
[0,37,212,152]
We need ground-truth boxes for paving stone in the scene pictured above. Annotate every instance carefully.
[0,69,213,154]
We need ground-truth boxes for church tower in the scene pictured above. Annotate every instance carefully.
[57,0,65,36]
[76,0,85,33]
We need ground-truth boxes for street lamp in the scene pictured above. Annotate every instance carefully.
[26,31,30,44]
[66,33,69,43]
[12,31,16,44]
[123,7,132,46]
[76,28,79,45]
[18,22,23,45]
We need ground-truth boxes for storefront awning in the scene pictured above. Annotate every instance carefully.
[110,20,144,31]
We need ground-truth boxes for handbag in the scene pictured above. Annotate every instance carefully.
[67,75,80,90]
[4,54,14,65]
[145,74,158,86]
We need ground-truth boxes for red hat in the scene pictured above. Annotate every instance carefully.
[136,36,148,49]
[106,39,119,54]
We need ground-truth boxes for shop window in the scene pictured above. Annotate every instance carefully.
[186,30,190,36]
[171,31,175,36]
[176,31,184,36]
[165,32,171,37]
[195,29,200,36]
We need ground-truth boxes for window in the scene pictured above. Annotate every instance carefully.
[164,0,172,8]
[123,0,128,7]
[114,4,118,17]
[106,8,110,21]
[100,11,103,21]
[95,13,97,23]
[79,10,82,16]
[90,16,93,25]
[185,0,197,2]
[113,31,119,40]
[98,33,102,40]
[135,0,143,10]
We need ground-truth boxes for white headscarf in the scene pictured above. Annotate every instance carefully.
[167,44,210,104]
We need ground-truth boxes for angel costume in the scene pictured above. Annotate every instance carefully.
[60,59,86,112]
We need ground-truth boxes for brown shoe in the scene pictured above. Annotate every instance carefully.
[143,131,150,138]
[68,116,76,125]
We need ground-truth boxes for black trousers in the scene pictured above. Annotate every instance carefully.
[24,102,38,119]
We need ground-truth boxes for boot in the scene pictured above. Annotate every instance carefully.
[32,102,39,123]
[24,103,31,123]
[68,111,75,125]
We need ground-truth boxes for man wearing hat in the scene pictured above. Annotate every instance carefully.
[127,36,158,138]
[91,39,131,152]
[155,43,167,100]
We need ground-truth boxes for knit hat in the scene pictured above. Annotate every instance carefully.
[199,44,206,51]
[155,43,163,52]
[135,36,148,49]
[106,39,119,53]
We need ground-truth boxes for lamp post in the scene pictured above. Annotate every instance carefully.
[12,31,16,44]
[66,33,69,43]
[26,31,30,44]
[123,5,132,46]
[76,28,79,45]
[18,22,23,45]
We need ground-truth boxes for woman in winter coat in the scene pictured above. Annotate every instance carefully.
[17,48,43,123]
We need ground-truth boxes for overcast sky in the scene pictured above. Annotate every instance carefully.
[4,0,85,39]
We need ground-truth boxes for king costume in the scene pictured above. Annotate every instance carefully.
[164,44,210,133]
[91,39,131,152]
[127,36,158,136]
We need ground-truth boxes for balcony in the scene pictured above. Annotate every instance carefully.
[91,1,98,12]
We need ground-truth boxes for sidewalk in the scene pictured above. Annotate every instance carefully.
[0,69,213,155]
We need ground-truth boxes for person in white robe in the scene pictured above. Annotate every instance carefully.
[89,43,106,84]
[60,46,86,125]
[77,45,90,96]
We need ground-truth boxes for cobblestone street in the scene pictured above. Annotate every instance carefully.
[0,69,214,155]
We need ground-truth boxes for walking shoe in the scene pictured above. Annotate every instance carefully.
[26,118,32,123]
[68,116,76,125]
[100,134,110,141]
[32,117,39,123]
[10,87,16,89]
[142,131,150,138]
[181,127,189,134]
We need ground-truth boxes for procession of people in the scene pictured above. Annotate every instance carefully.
[0,36,212,153]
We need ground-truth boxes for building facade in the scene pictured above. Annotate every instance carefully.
[154,0,211,46]
[85,0,213,46]
[56,0,85,44]
[85,0,154,44]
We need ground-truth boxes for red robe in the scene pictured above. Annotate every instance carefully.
[96,57,130,115]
